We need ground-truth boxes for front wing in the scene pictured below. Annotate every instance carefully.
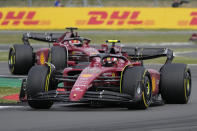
[26,90,135,104]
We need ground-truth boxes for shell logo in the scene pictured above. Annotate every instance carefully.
[152,77,156,92]
[81,74,92,77]
[40,52,45,65]
[112,73,115,77]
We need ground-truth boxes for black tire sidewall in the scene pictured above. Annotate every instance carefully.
[51,46,67,70]
[121,66,152,109]
[8,44,34,75]
[160,63,192,104]
[27,65,53,109]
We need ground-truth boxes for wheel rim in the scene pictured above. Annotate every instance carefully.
[142,76,152,107]
[145,79,151,101]
[184,71,191,100]
[146,82,150,96]
[8,48,15,72]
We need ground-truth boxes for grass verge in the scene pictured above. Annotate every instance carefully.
[84,33,191,44]
[0,87,19,103]
[0,32,192,44]
[0,51,8,61]
[145,56,197,64]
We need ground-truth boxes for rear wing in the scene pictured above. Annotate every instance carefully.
[22,32,64,45]
[123,47,174,63]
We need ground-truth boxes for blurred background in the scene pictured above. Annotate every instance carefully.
[0,0,196,7]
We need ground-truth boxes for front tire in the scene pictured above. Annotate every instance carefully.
[121,66,152,109]
[160,63,192,104]
[27,65,53,109]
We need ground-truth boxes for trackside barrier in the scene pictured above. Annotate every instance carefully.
[0,7,197,29]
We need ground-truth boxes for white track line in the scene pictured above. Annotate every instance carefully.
[174,51,197,55]
[0,106,23,109]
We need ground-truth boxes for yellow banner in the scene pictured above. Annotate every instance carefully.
[0,7,197,29]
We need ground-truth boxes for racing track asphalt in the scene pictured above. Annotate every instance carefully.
[0,62,197,131]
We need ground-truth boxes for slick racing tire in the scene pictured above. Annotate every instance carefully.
[8,44,34,75]
[51,46,67,70]
[160,63,192,104]
[27,65,53,109]
[121,66,152,109]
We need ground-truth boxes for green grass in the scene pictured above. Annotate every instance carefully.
[0,32,192,44]
[0,0,197,7]
[0,52,8,61]
[173,48,197,52]
[0,87,19,103]
[145,56,197,64]
[84,33,191,44]
[0,34,22,44]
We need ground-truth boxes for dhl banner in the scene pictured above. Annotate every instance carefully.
[0,7,197,30]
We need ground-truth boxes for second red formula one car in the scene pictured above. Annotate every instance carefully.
[8,27,99,75]
[20,40,192,110]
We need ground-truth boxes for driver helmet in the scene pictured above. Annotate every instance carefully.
[69,40,82,47]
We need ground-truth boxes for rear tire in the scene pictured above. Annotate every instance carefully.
[160,63,192,104]
[121,66,152,109]
[51,46,67,70]
[27,65,53,109]
[8,44,34,75]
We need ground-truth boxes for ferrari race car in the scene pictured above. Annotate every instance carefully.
[8,27,99,75]
[189,33,197,43]
[19,40,192,110]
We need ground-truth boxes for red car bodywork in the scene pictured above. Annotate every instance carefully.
[36,39,99,66]
[20,40,174,107]
[24,29,101,67]
[189,33,197,42]
[61,55,160,102]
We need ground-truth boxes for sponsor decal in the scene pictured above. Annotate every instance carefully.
[74,87,83,92]
[190,12,197,26]
[152,77,156,92]
[84,48,99,54]
[1,8,197,29]
[178,11,197,26]
[84,67,100,74]
[90,52,98,55]
[87,11,143,25]
[76,10,154,26]
[81,74,92,77]
[112,72,115,77]
[0,11,50,26]
[40,52,45,65]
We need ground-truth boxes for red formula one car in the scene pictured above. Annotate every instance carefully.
[8,27,100,75]
[189,33,197,43]
[20,40,192,110]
